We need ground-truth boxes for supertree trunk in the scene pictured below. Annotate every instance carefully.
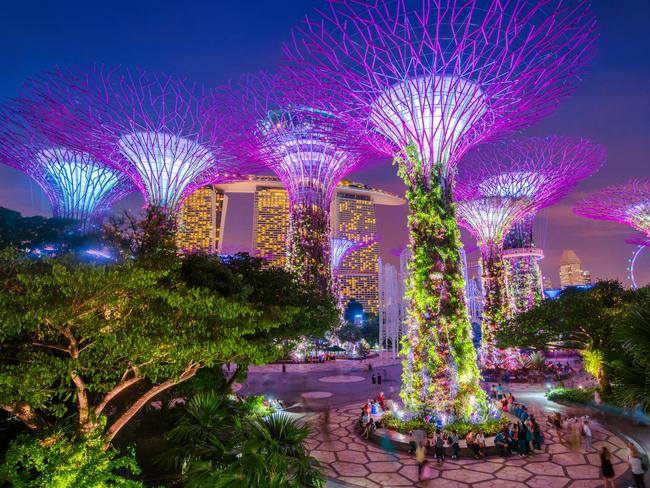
[287,202,331,295]
[398,150,484,419]
[480,242,510,368]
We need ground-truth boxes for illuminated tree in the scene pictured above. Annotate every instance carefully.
[575,179,650,238]
[16,66,238,214]
[286,0,597,415]
[214,73,372,294]
[464,137,604,322]
[0,106,131,227]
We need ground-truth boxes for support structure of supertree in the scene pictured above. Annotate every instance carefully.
[286,0,597,416]
[466,137,605,320]
[575,180,650,286]
[17,66,238,214]
[456,137,604,366]
[0,105,131,227]
[214,73,373,295]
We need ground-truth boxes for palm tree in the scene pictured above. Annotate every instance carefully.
[610,291,650,413]
[190,413,324,488]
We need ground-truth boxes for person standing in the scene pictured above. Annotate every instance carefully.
[416,444,427,481]
[583,420,593,452]
[371,373,376,385]
[434,430,445,464]
[600,447,616,488]
[377,373,382,385]
[628,444,646,488]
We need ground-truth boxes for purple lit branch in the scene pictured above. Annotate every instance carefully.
[17,66,240,212]
[575,180,650,238]
[286,0,597,182]
[0,105,132,224]
[213,72,373,210]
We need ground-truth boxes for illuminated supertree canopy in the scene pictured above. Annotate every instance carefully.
[466,137,605,318]
[285,0,597,416]
[213,72,373,294]
[457,137,604,365]
[330,237,363,272]
[17,66,237,213]
[575,179,650,238]
[0,105,131,225]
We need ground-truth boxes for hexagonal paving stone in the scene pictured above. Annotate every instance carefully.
[311,449,337,463]
[367,471,414,486]
[368,460,403,472]
[332,461,370,477]
[335,450,369,464]
[420,478,469,487]
[443,467,493,483]
[564,464,601,480]
[494,465,532,482]
[338,476,380,487]
[552,452,587,466]
[525,461,566,477]
[472,480,528,488]
[465,462,503,473]
[525,475,570,488]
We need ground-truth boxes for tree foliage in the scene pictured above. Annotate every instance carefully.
[0,427,142,487]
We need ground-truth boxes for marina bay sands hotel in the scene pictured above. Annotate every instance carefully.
[177,176,404,313]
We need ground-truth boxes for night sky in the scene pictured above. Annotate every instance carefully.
[0,0,648,287]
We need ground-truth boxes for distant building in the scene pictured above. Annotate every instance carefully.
[542,275,553,291]
[204,176,404,313]
[559,249,592,289]
[177,186,228,254]
[253,187,290,268]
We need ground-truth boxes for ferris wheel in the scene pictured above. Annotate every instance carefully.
[626,236,649,289]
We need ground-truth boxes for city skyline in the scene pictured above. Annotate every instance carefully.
[0,0,648,288]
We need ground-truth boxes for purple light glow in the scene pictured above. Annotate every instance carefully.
[285,0,597,181]
[0,106,132,225]
[16,66,240,212]
[575,180,650,238]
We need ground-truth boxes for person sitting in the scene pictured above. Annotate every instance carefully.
[513,403,521,418]
[495,429,510,456]
[476,431,487,458]
[466,431,481,459]
[511,424,520,453]
[448,430,460,460]
[377,391,386,410]
[407,432,417,455]
[362,417,375,439]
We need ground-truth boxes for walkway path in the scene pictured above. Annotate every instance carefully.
[310,403,630,488]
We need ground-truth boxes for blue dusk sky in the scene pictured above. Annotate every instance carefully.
[0,0,648,287]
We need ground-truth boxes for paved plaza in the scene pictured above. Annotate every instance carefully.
[241,358,650,487]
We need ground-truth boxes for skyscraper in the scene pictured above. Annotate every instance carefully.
[252,186,290,268]
[559,249,592,288]
[177,186,228,254]
[333,184,380,313]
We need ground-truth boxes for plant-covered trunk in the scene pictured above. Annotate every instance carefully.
[480,242,510,368]
[397,151,484,420]
[505,255,543,314]
[287,202,331,296]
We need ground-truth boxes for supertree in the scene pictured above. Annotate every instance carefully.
[285,0,597,416]
[213,73,373,294]
[465,137,605,319]
[16,66,238,214]
[575,180,650,238]
[0,105,131,227]
[456,137,604,366]
[575,180,650,287]
[455,196,533,367]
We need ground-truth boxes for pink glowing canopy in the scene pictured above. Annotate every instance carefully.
[575,179,650,237]
[211,71,374,210]
[285,0,598,183]
[16,66,240,212]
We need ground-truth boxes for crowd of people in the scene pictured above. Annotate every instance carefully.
[356,395,387,439]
